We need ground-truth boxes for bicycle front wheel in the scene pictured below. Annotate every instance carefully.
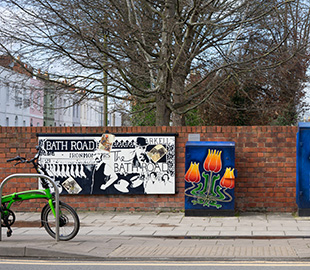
[41,201,80,241]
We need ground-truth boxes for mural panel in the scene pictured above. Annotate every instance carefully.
[37,133,176,195]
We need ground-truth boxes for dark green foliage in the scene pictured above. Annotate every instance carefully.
[131,104,156,126]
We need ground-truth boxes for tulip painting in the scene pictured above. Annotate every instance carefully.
[203,149,222,173]
[185,162,201,183]
[220,168,235,189]
[185,148,235,210]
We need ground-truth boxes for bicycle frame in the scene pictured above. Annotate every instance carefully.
[1,187,56,217]
[0,173,60,241]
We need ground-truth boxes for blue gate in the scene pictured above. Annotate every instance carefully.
[296,123,310,216]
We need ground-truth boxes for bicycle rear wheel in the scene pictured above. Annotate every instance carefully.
[41,201,80,241]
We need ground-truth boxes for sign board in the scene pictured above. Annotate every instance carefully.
[188,134,200,141]
[37,133,176,195]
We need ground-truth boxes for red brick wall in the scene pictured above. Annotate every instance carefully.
[0,126,297,213]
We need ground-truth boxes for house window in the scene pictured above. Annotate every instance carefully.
[14,88,22,108]
[6,86,9,103]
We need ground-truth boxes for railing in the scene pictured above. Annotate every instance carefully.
[0,174,59,241]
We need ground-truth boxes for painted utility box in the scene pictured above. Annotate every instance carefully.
[296,122,310,216]
[185,141,236,216]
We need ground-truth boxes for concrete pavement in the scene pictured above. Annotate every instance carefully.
[1,211,310,260]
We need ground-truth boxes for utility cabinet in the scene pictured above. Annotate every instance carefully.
[185,141,236,216]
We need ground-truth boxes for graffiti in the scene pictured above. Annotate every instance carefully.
[185,148,235,209]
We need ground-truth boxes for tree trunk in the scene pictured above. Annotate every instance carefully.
[156,94,171,126]
[172,113,185,126]
[171,73,186,126]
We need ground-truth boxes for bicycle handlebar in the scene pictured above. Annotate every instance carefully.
[6,156,27,164]
[6,147,40,166]
[6,156,23,162]
[6,146,50,189]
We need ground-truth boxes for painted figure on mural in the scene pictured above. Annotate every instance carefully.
[90,155,118,194]
[144,171,157,193]
[91,137,151,194]
[144,171,166,194]
[120,137,150,193]
[132,137,150,168]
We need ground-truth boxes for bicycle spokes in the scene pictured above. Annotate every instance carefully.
[1,208,15,237]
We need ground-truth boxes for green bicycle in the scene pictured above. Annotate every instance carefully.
[1,146,80,241]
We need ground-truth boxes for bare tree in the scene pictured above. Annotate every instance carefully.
[197,0,310,125]
[0,0,308,126]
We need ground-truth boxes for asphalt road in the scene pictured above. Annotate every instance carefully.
[1,260,310,270]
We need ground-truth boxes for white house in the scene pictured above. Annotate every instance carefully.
[300,82,310,122]
[0,55,123,127]
[0,66,44,126]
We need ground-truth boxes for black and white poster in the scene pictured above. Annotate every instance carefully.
[37,133,176,195]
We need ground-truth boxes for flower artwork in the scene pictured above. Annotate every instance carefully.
[203,149,222,173]
[185,162,201,183]
[220,168,235,189]
[185,148,235,209]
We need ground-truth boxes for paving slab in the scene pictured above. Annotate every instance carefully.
[0,211,310,261]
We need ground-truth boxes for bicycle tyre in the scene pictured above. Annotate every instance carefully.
[1,209,15,227]
[41,201,80,241]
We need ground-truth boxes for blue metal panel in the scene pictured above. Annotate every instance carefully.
[186,141,235,148]
[185,141,235,216]
[296,123,310,213]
